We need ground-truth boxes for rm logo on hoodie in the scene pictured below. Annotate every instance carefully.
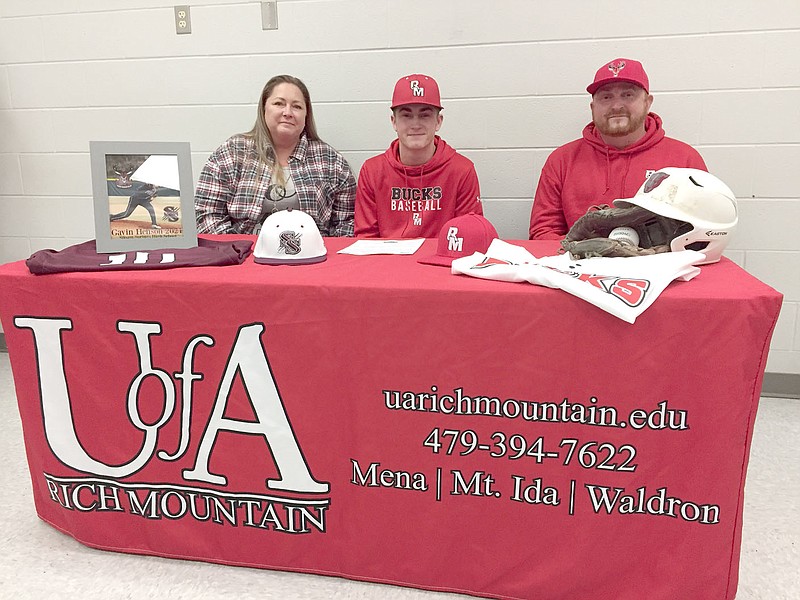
[390,186,443,212]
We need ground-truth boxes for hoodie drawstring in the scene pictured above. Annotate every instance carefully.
[399,158,426,238]
[621,154,632,195]
[603,148,633,197]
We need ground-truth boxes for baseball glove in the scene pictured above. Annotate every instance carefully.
[561,204,690,259]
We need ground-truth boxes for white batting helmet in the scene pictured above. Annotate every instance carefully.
[614,168,738,264]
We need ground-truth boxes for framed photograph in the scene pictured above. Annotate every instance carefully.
[90,141,197,253]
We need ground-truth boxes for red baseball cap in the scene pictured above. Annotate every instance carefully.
[587,58,650,95]
[391,74,442,109]
[417,213,498,267]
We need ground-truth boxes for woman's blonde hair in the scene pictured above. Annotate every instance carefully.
[245,75,320,170]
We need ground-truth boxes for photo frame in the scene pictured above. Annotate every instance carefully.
[90,141,197,253]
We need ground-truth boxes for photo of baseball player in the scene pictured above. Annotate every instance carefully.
[110,182,161,228]
[105,153,184,239]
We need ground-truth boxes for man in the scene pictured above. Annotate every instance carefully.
[355,74,482,238]
[529,58,707,240]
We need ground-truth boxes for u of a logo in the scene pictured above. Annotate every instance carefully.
[13,317,330,494]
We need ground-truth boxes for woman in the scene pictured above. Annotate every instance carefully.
[195,75,355,236]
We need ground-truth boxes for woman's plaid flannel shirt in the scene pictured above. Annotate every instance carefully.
[195,134,355,236]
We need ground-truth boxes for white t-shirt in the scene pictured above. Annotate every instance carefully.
[451,239,706,323]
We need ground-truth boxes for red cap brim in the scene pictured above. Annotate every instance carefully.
[416,254,455,267]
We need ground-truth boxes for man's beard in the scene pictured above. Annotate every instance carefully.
[595,110,647,137]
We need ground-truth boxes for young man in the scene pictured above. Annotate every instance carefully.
[355,74,482,238]
[529,58,707,240]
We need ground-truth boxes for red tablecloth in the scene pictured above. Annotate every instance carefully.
[0,236,783,600]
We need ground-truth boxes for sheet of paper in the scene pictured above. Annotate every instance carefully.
[337,239,426,255]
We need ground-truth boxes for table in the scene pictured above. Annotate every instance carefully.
[0,236,783,600]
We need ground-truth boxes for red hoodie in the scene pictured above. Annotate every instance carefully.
[355,136,482,238]
[529,113,707,240]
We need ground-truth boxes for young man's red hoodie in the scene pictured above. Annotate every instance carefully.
[355,136,482,238]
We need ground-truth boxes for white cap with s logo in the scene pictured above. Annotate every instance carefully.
[254,208,327,265]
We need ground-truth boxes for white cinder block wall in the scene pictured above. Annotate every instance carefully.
[0,0,798,378]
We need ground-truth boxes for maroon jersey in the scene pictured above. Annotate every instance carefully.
[26,238,253,274]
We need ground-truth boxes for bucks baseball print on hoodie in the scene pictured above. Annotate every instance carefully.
[354,136,482,238]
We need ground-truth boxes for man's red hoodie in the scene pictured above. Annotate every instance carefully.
[529,113,707,240]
